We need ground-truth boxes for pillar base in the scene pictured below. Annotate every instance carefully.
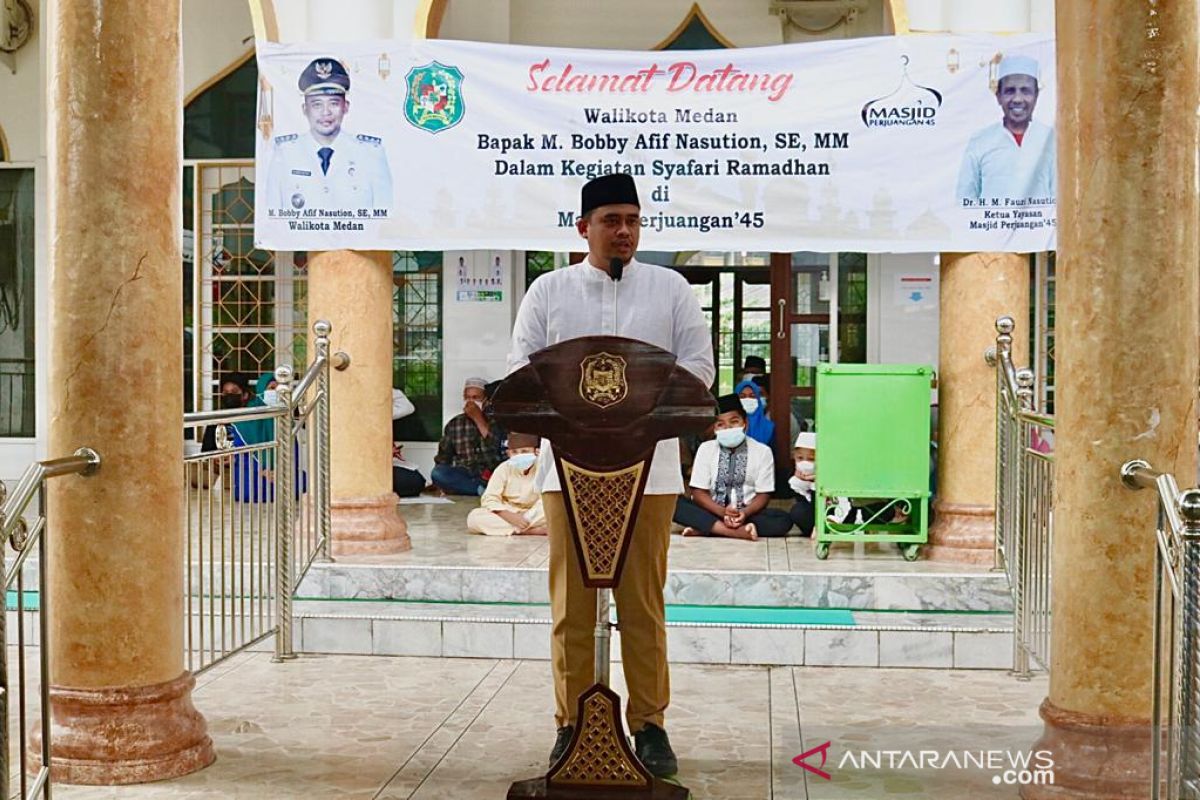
[924,501,995,564]
[1020,698,1152,799]
[330,493,410,556]
[31,671,214,785]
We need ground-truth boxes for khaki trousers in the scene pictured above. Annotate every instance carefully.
[465,500,547,536]
[544,491,674,733]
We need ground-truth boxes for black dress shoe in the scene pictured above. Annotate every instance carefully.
[548,725,575,767]
[633,723,678,777]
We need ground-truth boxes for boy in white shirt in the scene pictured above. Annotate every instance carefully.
[466,433,547,536]
[673,394,794,540]
[788,432,818,536]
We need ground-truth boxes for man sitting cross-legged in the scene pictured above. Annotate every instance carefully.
[673,394,794,540]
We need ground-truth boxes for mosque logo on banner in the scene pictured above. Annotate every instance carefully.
[861,55,942,128]
[404,62,465,133]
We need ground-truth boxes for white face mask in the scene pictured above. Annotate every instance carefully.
[741,373,758,382]
[263,389,281,407]
[470,399,484,410]
[715,426,747,449]
[740,397,759,414]
[796,460,815,473]
[510,453,537,472]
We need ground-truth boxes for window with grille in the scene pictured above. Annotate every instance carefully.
[0,167,35,437]
[393,251,444,442]
[191,163,307,412]
[525,251,557,289]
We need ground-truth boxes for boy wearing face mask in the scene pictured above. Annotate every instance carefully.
[466,432,548,536]
[788,432,818,536]
[673,395,794,540]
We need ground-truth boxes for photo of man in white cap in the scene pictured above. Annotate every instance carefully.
[956,54,1056,205]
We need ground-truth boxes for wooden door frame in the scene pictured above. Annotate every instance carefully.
[769,253,834,464]
[769,253,791,463]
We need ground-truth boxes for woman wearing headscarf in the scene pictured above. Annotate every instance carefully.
[232,373,279,503]
[238,373,278,446]
[734,377,775,449]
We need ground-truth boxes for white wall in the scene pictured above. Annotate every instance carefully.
[868,253,941,372]
[0,4,40,162]
[499,0,781,49]
[907,0,1055,33]
[183,0,254,100]
[441,0,511,44]
[270,0,418,43]
[440,250,518,423]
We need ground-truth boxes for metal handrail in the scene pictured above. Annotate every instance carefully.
[292,334,349,401]
[990,315,1055,680]
[180,319,341,671]
[0,449,100,537]
[184,406,289,425]
[1122,459,1200,799]
[0,448,102,800]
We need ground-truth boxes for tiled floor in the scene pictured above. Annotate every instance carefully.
[44,652,1047,799]
[343,499,992,575]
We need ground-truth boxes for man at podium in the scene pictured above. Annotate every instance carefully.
[507,174,714,777]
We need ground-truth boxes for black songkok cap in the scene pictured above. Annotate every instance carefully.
[299,58,351,96]
[717,394,744,416]
[581,173,640,216]
[743,355,766,371]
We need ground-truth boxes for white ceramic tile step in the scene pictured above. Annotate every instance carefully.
[291,600,1015,670]
[296,562,1015,612]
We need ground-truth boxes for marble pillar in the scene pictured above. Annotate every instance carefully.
[1022,2,1199,798]
[44,0,213,783]
[926,252,1028,563]
[307,250,409,555]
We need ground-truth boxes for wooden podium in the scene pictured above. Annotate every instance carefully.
[492,337,714,800]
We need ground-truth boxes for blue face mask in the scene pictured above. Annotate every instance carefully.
[510,453,537,471]
[715,427,747,449]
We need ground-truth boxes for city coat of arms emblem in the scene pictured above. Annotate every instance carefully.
[580,353,629,409]
[404,62,465,133]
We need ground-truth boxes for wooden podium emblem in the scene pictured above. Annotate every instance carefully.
[494,337,714,800]
[580,352,629,408]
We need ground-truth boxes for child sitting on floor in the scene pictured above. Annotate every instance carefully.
[788,432,818,537]
[466,432,548,536]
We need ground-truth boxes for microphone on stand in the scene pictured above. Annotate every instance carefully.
[609,257,624,282]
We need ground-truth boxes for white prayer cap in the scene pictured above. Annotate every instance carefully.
[463,376,489,389]
[794,432,817,449]
[997,55,1040,84]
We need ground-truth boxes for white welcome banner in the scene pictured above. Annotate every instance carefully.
[253,34,1056,253]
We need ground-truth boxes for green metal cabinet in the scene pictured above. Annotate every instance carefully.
[813,363,934,561]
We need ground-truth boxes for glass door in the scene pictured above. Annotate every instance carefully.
[674,252,772,395]
[771,252,833,460]
[768,252,870,460]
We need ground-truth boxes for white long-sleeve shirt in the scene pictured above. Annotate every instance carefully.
[956,119,1055,203]
[392,388,415,420]
[507,258,715,495]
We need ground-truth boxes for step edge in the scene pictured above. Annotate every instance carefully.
[294,612,1011,634]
